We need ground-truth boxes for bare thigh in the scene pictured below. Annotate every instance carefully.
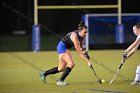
[63,50,75,68]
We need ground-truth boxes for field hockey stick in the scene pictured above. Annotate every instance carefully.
[110,60,125,84]
[90,56,128,80]
[90,65,102,84]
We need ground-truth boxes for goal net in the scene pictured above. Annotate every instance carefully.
[84,13,140,51]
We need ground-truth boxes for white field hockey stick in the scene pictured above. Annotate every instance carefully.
[110,59,125,84]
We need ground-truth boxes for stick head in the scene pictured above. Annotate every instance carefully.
[109,80,113,84]
[98,79,106,84]
[98,79,102,84]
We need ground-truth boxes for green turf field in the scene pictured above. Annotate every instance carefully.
[0,50,140,93]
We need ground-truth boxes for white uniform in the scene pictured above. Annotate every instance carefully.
[131,34,140,85]
[136,34,140,47]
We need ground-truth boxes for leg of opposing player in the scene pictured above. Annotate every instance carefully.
[131,64,140,85]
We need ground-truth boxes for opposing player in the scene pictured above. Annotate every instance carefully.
[39,23,92,86]
[131,64,140,85]
[122,23,140,85]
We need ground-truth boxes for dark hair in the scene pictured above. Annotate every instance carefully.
[78,23,88,30]
[134,22,140,29]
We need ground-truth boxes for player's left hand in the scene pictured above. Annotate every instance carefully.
[123,51,127,60]
[84,51,90,60]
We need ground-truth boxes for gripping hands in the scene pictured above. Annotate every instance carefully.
[123,51,127,60]
[84,52,90,60]
[82,51,92,67]
[122,51,127,63]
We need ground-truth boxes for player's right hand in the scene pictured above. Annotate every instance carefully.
[88,61,92,67]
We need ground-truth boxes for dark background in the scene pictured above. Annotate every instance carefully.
[0,0,140,35]
[0,0,140,51]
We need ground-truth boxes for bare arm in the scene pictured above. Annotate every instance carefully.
[122,38,140,63]
[71,32,92,66]
[80,38,87,54]
[80,38,85,50]
[126,42,139,59]
[125,38,140,53]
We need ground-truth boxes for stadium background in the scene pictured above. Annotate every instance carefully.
[0,0,140,51]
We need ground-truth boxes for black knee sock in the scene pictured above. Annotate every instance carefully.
[60,67,71,81]
[44,67,59,76]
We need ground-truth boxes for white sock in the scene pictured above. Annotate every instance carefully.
[134,65,140,82]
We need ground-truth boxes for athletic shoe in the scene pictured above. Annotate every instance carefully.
[56,80,68,86]
[130,80,139,85]
[39,70,46,83]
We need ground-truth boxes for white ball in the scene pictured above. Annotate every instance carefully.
[101,79,105,83]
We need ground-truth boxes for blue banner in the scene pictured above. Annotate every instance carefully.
[116,24,124,44]
[32,25,40,52]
